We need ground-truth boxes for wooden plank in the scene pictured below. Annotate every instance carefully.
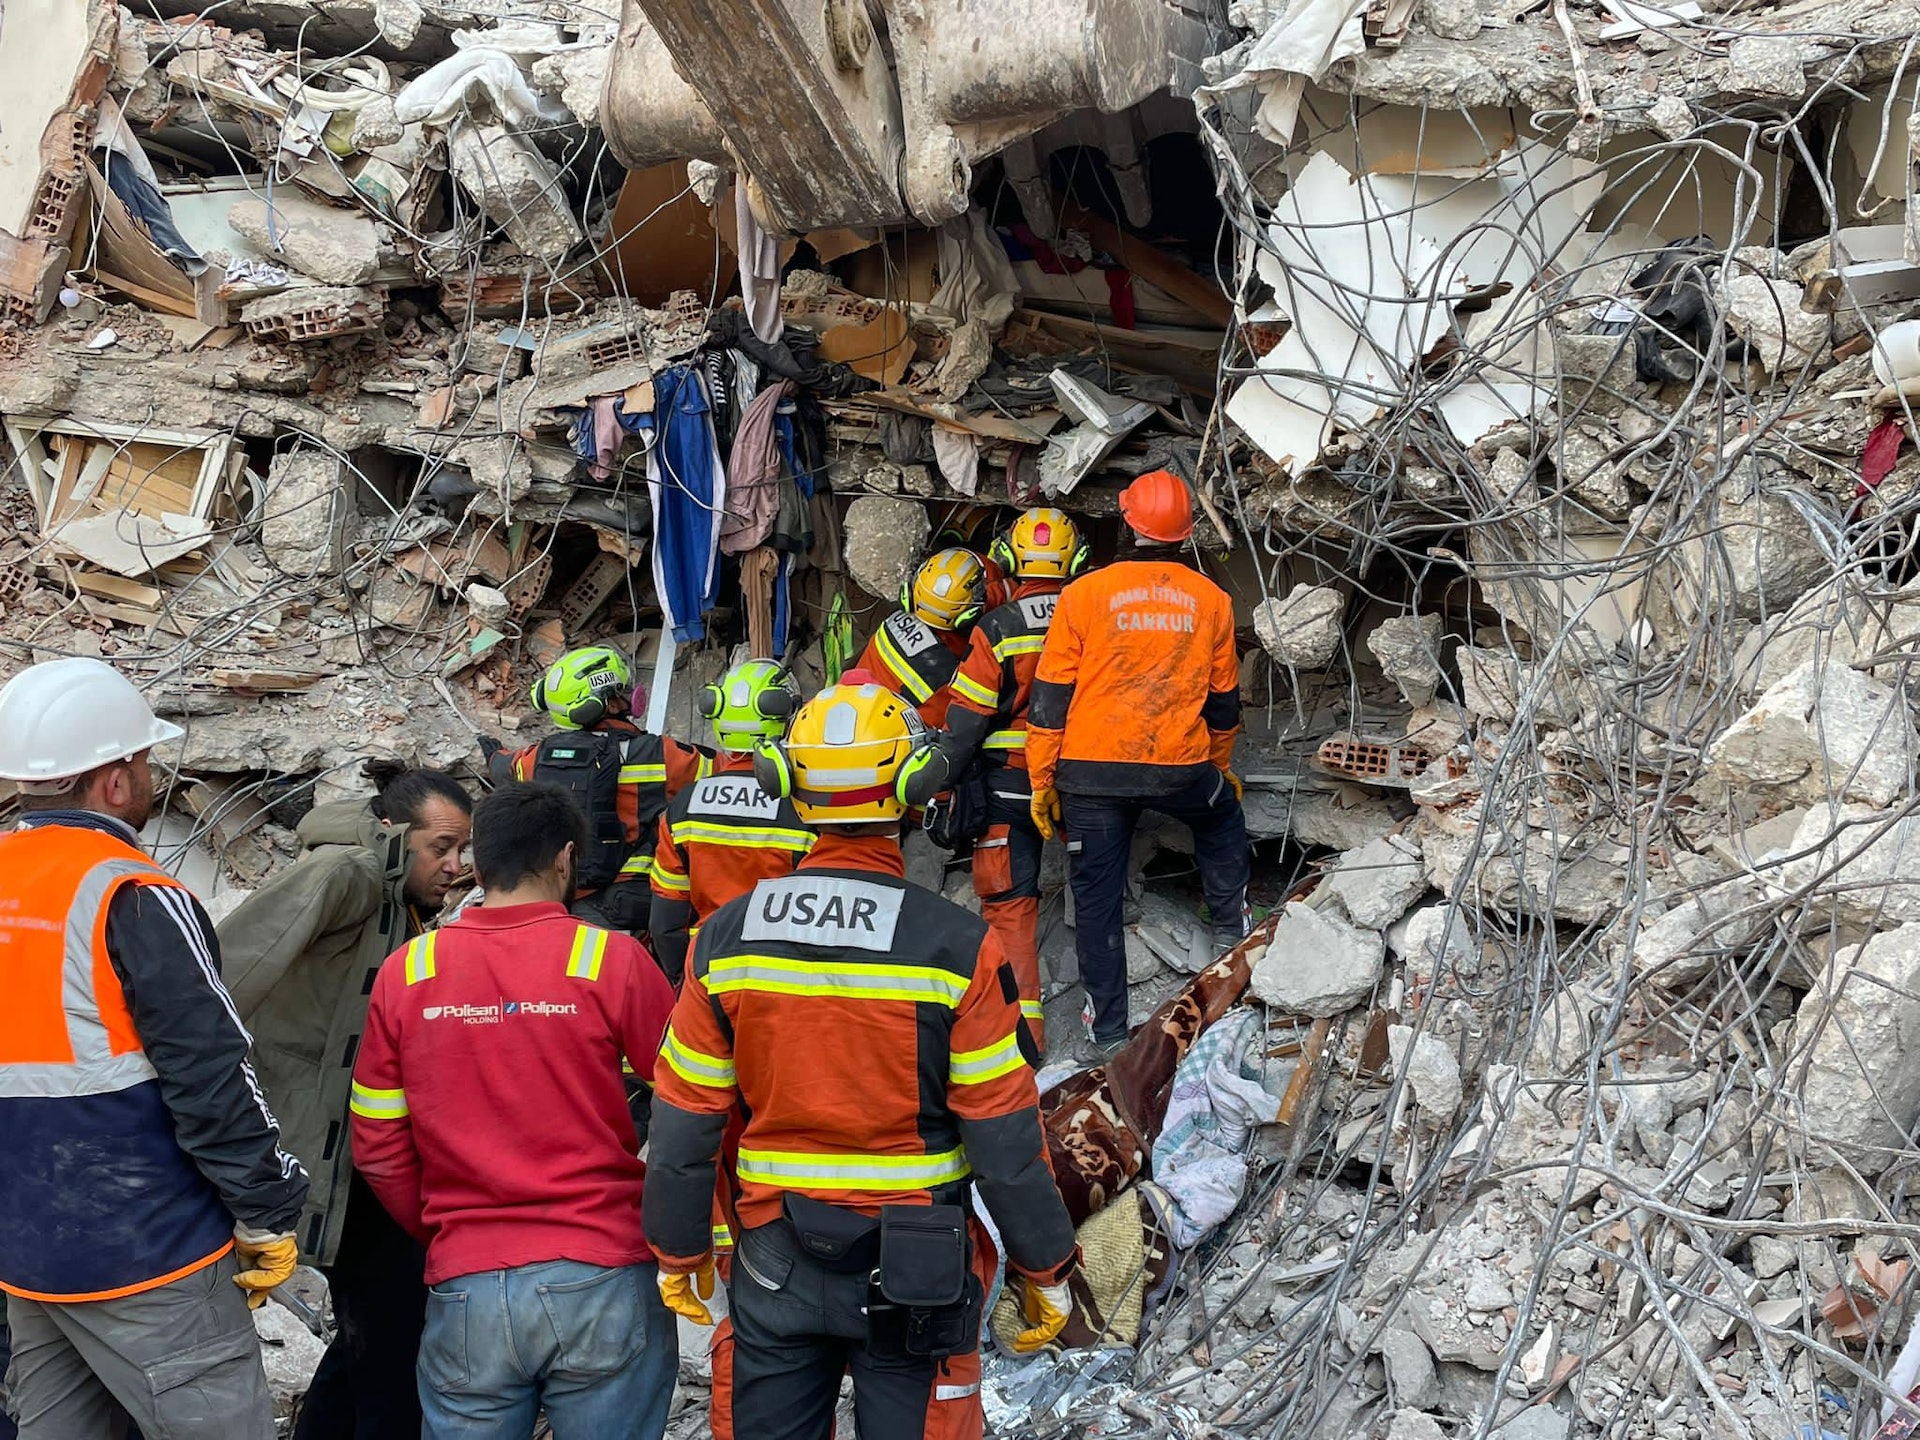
[1277,1017,1333,1127]
[210,669,326,692]
[1054,198,1235,327]
[91,268,196,317]
[70,569,162,607]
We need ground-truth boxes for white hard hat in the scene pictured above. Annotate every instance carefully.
[0,658,185,789]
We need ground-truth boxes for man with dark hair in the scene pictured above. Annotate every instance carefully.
[221,759,473,1440]
[351,783,679,1440]
[0,658,308,1440]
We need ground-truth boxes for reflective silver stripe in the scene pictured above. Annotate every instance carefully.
[736,1146,971,1191]
[936,1383,981,1401]
[983,731,1027,750]
[707,955,968,1007]
[668,821,814,851]
[0,1050,157,1099]
[991,636,1045,659]
[950,1032,1026,1085]
[0,855,162,1100]
[660,1027,736,1089]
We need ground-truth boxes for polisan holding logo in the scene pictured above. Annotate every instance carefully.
[421,1003,501,1025]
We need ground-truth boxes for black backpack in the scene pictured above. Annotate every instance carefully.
[531,731,629,889]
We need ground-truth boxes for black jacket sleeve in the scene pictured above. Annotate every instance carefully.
[649,895,694,990]
[106,882,310,1234]
[956,1109,1078,1279]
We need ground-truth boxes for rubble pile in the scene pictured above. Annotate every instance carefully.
[7,0,1920,1437]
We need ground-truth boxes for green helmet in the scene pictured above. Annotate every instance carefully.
[700,659,799,751]
[531,646,635,730]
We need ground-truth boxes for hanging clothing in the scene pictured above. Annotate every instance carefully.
[739,545,779,661]
[735,181,785,346]
[720,380,797,555]
[642,365,728,643]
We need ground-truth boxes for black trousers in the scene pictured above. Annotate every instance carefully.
[1063,766,1250,1042]
[291,1173,427,1440]
[721,1222,987,1440]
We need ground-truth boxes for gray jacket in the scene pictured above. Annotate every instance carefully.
[220,801,415,1265]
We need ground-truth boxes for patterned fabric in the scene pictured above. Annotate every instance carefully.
[1036,914,1276,1225]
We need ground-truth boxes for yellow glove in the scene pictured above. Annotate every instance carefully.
[1222,768,1244,802]
[232,1228,298,1310]
[659,1260,717,1326]
[1012,1277,1073,1353]
[1030,785,1061,841]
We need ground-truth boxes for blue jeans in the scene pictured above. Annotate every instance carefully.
[417,1260,676,1440]
[1064,766,1250,1041]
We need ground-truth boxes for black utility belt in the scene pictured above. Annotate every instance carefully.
[783,1194,978,1359]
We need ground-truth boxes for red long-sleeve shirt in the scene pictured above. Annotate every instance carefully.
[350,902,676,1284]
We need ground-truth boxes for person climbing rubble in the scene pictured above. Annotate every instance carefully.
[649,659,813,988]
[0,658,310,1440]
[484,645,712,942]
[350,783,679,1440]
[1028,469,1251,1065]
[642,679,1082,1438]
[935,506,1091,1052]
[221,760,472,1440]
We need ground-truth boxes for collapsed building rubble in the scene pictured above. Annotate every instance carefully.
[9,0,1920,1436]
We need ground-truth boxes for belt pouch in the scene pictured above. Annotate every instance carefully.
[782,1194,880,1273]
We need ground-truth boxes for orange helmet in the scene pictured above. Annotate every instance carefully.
[1119,469,1194,544]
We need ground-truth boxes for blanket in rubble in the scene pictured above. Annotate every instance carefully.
[1037,915,1278,1225]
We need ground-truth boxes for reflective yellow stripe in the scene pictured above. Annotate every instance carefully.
[707,954,968,1007]
[713,1224,735,1249]
[992,635,1046,660]
[737,1146,971,1192]
[696,754,715,779]
[620,763,667,785]
[949,672,997,708]
[950,1032,1026,1085]
[667,820,815,851]
[652,866,693,894]
[349,1082,408,1120]
[661,1027,736,1089]
[566,925,610,981]
[1020,1000,1045,1022]
[620,853,655,877]
[403,933,436,986]
[873,626,934,703]
[983,731,1027,750]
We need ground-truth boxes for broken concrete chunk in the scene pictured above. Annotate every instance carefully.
[229,195,381,287]
[448,122,584,264]
[1325,834,1428,930]
[261,449,348,577]
[1781,802,1920,929]
[1723,272,1830,373]
[1664,489,1830,623]
[1290,786,1401,850]
[843,496,931,602]
[1419,0,1482,40]
[1705,659,1918,809]
[1249,901,1384,1016]
[1367,614,1443,706]
[351,95,405,151]
[1389,1024,1462,1121]
[1795,922,1920,1173]
[1252,583,1345,668]
[1386,1410,1448,1440]
[1629,877,1770,989]
[1727,34,1809,99]
[1376,1326,1439,1411]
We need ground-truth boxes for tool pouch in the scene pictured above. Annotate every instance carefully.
[782,1194,879,1274]
[924,767,988,851]
[870,1205,975,1358]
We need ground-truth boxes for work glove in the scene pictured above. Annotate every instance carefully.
[1030,785,1061,842]
[232,1227,299,1310]
[478,735,505,764]
[1221,768,1244,803]
[659,1259,717,1326]
[1012,1275,1074,1353]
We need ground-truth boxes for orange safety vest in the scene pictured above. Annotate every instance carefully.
[0,824,235,1301]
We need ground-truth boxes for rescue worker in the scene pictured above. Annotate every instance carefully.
[484,645,710,938]
[351,783,679,1439]
[937,507,1090,1051]
[0,658,309,1439]
[643,681,1081,1440]
[220,761,473,1440]
[1027,470,1251,1064]
[646,658,812,1438]
[853,547,987,729]
[649,658,812,986]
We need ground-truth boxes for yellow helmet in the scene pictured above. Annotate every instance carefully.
[990,507,1088,580]
[902,548,986,631]
[752,680,929,826]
